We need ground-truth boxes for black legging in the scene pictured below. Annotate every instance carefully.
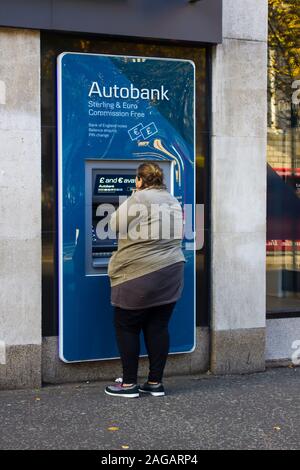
[114,302,176,384]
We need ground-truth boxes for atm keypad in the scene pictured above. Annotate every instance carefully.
[92,252,113,258]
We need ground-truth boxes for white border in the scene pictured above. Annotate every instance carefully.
[57,54,64,361]
[57,52,196,362]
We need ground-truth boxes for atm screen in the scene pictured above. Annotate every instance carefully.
[92,202,118,249]
[93,174,136,196]
[91,170,136,267]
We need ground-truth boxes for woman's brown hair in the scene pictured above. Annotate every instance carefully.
[136,162,166,190]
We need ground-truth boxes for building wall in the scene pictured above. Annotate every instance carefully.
[42,329,210,385]
[210,0,268,373]
[0,28,41,389]
[0,0,276,389]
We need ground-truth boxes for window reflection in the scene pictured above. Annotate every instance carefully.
[267,0,300,314]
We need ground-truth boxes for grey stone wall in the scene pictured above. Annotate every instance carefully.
[210,0,268,373]
[0,28,41,389]
[42,328,209,385]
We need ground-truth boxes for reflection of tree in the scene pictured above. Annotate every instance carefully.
[268,0,300,297]
[268,0,300,129]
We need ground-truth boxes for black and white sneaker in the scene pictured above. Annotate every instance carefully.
[105,383,140,398]
[139,382,165,397]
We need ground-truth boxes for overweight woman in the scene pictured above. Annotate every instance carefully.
[105,162,185,398]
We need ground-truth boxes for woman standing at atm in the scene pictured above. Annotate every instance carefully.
[105,162,185,398]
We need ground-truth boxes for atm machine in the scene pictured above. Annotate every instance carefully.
[57,52,196,362]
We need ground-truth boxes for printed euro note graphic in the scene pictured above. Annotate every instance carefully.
[128,123,144,141]
[128,122,158,141]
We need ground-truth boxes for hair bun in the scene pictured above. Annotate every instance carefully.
[137,162,165,190]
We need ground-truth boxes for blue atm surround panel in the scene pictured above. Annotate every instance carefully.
[57,52,196,362]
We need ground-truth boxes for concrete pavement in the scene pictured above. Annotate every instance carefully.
[0,367,299,450]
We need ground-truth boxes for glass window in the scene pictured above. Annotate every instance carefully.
[267,0,300,316]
